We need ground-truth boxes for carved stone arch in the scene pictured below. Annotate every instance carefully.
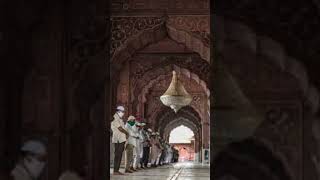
[139,65,210,103]
[163,117,200,141]
[132,56,210,101]
[110,16,211,114]
[214,15,319,113]
[136,65,209,119]
[111,16,167,65]
[163,117,202,153]
[154,106,203,155]
[111,16,210,66]
[214,15,320,180]
[154,106,202,134]
[166,16,210,61]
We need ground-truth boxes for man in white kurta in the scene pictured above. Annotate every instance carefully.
[133,122,145,169]
[111,106,128,175]
[125,116,138,173]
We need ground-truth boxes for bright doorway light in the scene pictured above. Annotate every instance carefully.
[169,125,194,143]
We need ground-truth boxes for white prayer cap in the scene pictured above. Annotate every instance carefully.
[128,115,135,121]
[156,132,160,135]
[59,171,82,180]
[147,128,152,132]
[137,122,146,126]
[116,106,125,112]
[21,140,47,155]
[151,132,156,135]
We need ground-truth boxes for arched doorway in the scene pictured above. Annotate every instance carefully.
[169,125,196,162]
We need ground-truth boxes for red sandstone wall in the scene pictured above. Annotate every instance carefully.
[172,143,195,161]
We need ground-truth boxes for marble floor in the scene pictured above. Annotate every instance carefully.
[110,162,210,180]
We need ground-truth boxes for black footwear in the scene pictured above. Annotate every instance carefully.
[125,169,134,173]
[113,171,125,175]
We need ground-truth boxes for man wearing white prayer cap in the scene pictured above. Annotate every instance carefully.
[11,139,47,180]
[111,105,129,175]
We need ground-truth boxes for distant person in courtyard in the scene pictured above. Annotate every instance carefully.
[172,147,179,163]
[11,139,48,180]
[125,115,138,173]
[142,128,152,168]
[150,132,160,167]
[165,143,173,164]
[111,106,129,175]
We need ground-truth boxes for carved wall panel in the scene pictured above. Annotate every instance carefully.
[254,100,303,180]
[70,17,107,85]
[110,16,166,56]
[167,16,210,46]
[111,0,209,15]
[110,16,211,64]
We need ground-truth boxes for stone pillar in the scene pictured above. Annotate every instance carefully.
[90,98,108,180]
[202,120,210,163]
[310,116,320,180]
[202,122,210,149]
[116,61,130,115]
[110,136,114,167]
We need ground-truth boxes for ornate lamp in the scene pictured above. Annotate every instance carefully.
[160,71,192,113]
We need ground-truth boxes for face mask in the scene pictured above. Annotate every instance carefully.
[128,121,135,126]
[117,111,124,118]
[24,156,46,179]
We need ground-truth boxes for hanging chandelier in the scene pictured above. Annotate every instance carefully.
[160,71,192,113]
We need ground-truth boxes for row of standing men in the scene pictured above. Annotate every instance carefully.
[111,106,179,175]
[2,105,178,180]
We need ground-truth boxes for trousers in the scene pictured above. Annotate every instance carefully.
[151,146,160,165]
[133,142,141,168]
[142,147,150,166]
[113,142,125,172]
[125,144,135,170]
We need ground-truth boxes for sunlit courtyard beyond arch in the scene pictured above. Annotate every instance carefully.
[169,125,195,144]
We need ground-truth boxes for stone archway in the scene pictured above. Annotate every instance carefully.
[137,65,210,116]
[163,117,202,159]
[164,118,201,162]
[111,16,210,65]
[154,106,203,162]
[213,15,320,180]
[153,105,206,152]
[110,16,211,116]
[135,64,209,120]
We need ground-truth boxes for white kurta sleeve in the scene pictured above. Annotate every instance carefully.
[126,124,135,136]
